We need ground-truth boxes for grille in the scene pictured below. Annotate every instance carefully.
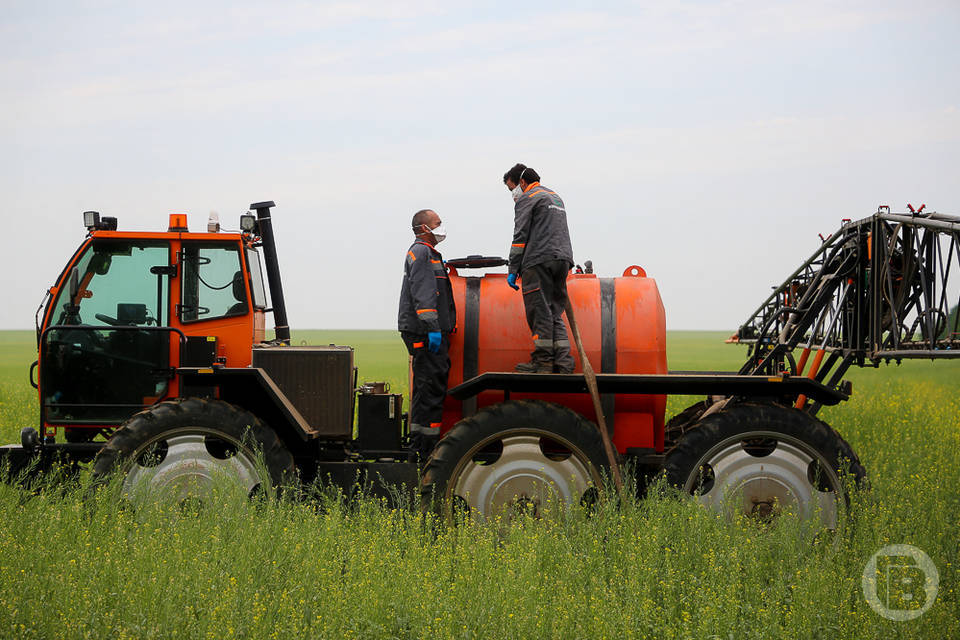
[252,346,355,438]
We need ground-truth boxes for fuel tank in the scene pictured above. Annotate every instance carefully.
[441,260,667,453]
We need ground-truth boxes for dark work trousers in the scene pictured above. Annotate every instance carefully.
[520,259,575,371]
[401,331,451,434]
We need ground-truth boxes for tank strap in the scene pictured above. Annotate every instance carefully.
[600,277,617,435]
[462,277,482,417]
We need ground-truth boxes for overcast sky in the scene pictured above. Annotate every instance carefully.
[2,0,958,331]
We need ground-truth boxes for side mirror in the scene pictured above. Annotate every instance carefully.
[90,253,112,275]
[69,267,79,302]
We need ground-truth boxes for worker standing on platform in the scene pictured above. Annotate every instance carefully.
[398,209,456,462]
[503,163,576,374]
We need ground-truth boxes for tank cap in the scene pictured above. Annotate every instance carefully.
[623,265,646,277]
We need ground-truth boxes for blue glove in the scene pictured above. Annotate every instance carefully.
[507,273,519,290]
[427,331,442,353]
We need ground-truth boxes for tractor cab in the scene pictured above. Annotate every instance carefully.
[37,210,270,439]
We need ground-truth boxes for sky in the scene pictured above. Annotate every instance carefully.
[2,0,958,331]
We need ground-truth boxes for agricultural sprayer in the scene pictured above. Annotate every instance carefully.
[5,202,957,525]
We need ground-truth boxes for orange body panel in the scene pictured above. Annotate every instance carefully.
[442,268,668,453]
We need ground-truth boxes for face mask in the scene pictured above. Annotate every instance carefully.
[430,223,446,244]
[511,185,523,202]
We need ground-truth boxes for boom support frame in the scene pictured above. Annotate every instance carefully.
[734,207,960,412]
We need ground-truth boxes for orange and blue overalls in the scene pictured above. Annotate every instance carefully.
[398,241,456,434]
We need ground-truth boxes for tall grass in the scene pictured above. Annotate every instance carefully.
[0,331,957,638]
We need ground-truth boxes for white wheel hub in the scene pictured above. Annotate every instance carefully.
[451,432,598,519]
[687,430,841,527]
[122,429,267,508]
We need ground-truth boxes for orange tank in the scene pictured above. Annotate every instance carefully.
[441,264,668,453]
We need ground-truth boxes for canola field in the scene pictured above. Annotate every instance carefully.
[0,330,957,639]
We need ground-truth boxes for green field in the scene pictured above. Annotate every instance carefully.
[0,330,957,638]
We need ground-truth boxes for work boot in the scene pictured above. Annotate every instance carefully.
[553,341,575,374]
[553,361,575,374]
[514,360,553,373]
[408,431,439,465]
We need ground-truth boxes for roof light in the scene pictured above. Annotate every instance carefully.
[83,211,117,231]
[239,213,257,232]
[83,211,100,230]
[207,212,220,233]
[168,214,189,232]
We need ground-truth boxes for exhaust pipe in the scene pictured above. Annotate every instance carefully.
[250,201,291,345]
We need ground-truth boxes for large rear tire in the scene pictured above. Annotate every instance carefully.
[92,398,295,507]
[421,400,608,520]
[663,399,709,452]
[664,403,865,528]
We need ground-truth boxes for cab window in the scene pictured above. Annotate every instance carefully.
[246,247,268,309]
[180,243,248,323]
[49,241,170,327]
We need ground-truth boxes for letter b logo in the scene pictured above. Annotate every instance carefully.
[876,555,926,610]
[863,545,939,621]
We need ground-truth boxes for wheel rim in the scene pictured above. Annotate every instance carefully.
[448,429,600,520]
[121,427,268,509]
[685,429,842,528]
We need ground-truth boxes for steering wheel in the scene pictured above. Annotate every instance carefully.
[95,313,123,326]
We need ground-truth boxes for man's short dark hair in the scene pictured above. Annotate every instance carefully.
[411,209,434,230]
[503,163,540,185]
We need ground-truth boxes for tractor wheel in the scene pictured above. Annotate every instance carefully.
[664,403,865,528]
[421,400,608,520]
[663,399,709,452]
[92,397,295,507]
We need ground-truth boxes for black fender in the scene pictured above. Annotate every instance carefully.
[176,367,323,456]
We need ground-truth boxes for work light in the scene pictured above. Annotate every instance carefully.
[83,211,100,230]
[240,213,257,232]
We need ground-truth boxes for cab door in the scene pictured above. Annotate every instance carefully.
[40,240,176,425]
[174,240,253,367]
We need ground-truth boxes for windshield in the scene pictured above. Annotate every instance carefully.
[48,241,170,327]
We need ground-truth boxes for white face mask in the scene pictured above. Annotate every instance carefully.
[511,184,523,202]
[429,223,446,244]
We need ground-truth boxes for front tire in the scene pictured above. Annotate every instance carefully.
[421,400,608,520]
[664,403,865,528]
[92,398,295,507]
